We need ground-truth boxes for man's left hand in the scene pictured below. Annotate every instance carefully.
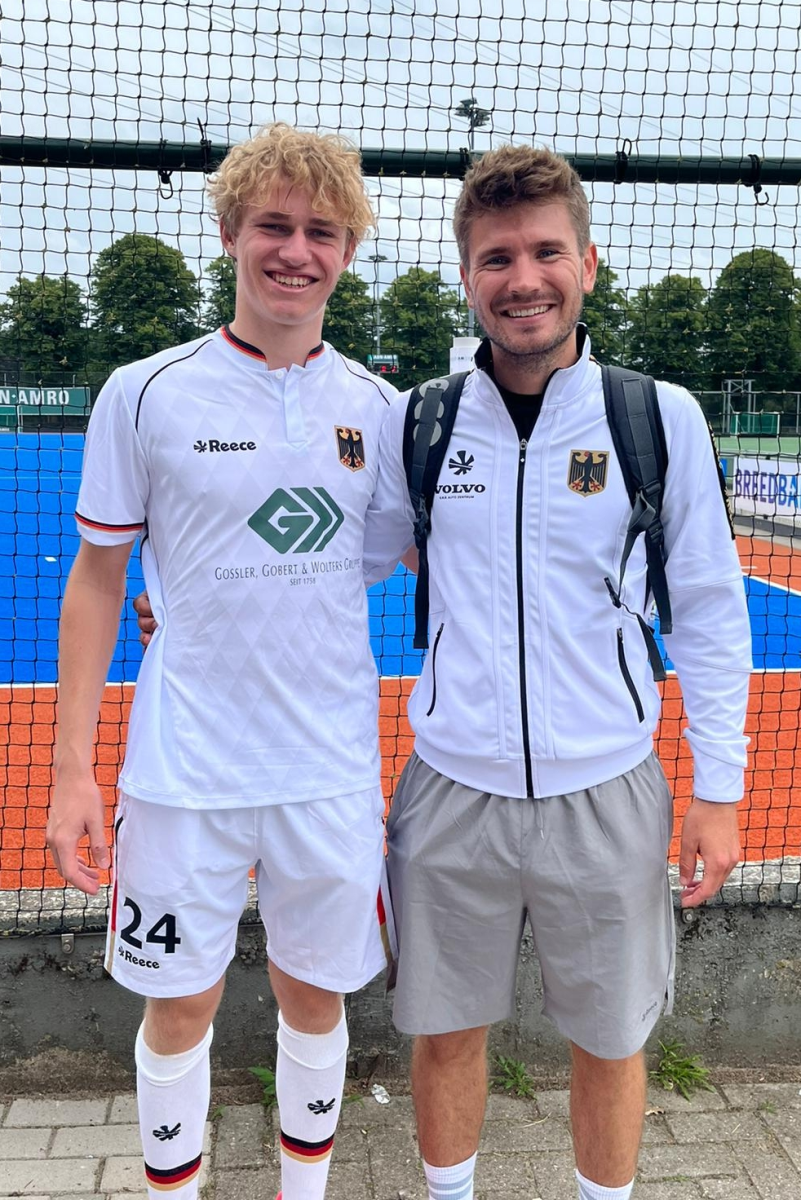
[679,798,741,908]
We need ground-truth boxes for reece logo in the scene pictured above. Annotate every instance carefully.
[194,439,256,453]
[448,450,474,475]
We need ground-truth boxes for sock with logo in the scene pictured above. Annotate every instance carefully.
[576,1169,635,1200]
[423,1152,478,1200]
[276,1008,348,1200]
[135,1023,212,1200]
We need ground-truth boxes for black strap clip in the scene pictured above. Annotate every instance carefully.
[197,119,213,175]
[604,576,622,609]
[614,139,633,184]
[157,139,173,200]
[746,153,769,206]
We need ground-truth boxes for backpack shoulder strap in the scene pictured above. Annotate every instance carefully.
[601,365,672,680]
[402,371,469,649]
[602,365,667,508]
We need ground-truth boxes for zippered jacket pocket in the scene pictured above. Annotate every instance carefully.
[426,622,444,716]
[617,628,645,723]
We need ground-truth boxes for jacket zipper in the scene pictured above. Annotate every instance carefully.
[516,440,534,797]
[617,628,645,722]
[426,622,444,716]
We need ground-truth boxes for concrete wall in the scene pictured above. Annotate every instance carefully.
[2,899,800,1092]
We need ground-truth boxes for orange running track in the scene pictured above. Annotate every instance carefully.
[1,536,799,891]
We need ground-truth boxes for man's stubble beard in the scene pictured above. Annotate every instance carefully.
[484,312,580,374]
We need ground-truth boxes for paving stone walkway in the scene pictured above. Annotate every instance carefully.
[1,1081,800,1199]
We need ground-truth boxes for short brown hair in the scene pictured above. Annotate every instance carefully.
[207,123,375,243]
[453,145,591,264]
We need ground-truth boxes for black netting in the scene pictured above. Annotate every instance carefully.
[1,0,799,932]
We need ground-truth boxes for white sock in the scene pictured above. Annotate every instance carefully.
[276,1008,349,1200]
[135,1023,212,1200]
[576,1168,635,1200]
[423,1153,477,1200]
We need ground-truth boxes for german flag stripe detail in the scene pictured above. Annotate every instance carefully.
[76,512,144,534]
[144,1154,202,1190]
[280,1131,334,1164]
[376,883,393,966]
[220,325,265,360]
[221,325,325,365]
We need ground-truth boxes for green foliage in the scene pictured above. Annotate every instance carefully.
[380,266,465,391]
[323,270,374,365]
[89,233,199,378]
[202,255,237,331]
[0,273,88,384]
[649,1040,714,1101]
[248,1065,278,1110]
[581,257,627,364]
[706,248,801,393]
[492,1055,537,1100]
[627,274,710,391]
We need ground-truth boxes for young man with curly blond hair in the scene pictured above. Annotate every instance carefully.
[48,124,398,1200]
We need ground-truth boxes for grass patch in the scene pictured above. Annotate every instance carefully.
[492,1055,536,1100]
[249,1065,278,1110]
[649,1040,714,1101]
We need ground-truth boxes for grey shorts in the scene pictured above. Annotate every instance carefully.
[386,751,675,1059]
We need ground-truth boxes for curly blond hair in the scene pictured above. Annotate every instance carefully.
[207,123,375,243]
[454,145,591,264]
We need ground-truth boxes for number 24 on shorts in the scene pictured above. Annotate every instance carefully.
[120,897,182,955]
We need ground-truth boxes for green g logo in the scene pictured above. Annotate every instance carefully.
[248,488,344,553]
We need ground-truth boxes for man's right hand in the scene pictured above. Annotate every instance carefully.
[133,590,157,647]
[46,774,111,894]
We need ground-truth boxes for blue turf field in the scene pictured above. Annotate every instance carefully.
[1,435,799,683]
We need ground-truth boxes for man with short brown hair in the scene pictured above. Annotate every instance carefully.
[365,143,751,1200]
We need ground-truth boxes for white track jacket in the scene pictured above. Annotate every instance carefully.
[363,334,752,802]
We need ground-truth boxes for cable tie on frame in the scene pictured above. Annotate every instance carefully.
[614,139,633,184]
[745,153,769,206]
[157,167,174,201]
[155,138,174,200]
[197,119,213,175]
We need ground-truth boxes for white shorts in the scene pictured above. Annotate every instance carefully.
[105,788,395,998]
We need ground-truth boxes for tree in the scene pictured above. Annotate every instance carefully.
[90,234,199,376]
[706,249,801,395]
[380,267,464,391]
[323,271,374,365]
[0,274,87,384]
[201,255,237,331]
[581,257,627,364]
[626,274,710,392]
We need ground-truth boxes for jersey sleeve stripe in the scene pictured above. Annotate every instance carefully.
[76,512,144,534]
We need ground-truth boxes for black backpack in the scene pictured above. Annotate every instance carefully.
[401,364,671,681]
